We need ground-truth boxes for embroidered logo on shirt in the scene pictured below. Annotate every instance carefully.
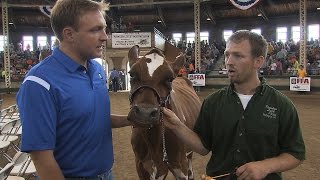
[262,105,277,119]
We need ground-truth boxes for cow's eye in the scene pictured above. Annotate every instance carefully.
[129,72,139,81]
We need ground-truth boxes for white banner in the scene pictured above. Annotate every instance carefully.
[188,74,206,86]
[39,6,52,17]
[111,32,152,48]
[289,77,311,92]
[229,0,261,10]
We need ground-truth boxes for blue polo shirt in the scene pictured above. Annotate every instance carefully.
[16,48,113,177]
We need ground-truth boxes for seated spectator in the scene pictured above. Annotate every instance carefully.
[178,66,187,77]
[297,65,307,78]
[275,59,283,75]
[188,62,195,74]
[1,69,5,79]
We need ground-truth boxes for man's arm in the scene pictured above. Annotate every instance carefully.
[162,108,209,156]
[236,153,302,180]
[111,114,132,128]
[30,150,64,180]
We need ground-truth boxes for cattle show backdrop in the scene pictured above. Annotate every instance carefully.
[112,32,152,48]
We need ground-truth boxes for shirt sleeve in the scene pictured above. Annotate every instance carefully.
[278,96,306,161]
[193,98,213,151]
[17,76,57,152]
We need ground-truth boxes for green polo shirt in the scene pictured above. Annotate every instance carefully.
[194,78,305,180]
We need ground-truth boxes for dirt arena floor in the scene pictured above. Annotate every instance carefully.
[1,89,319,180]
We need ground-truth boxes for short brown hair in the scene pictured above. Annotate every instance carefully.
[51,0,109,41]
[227,30,268,59]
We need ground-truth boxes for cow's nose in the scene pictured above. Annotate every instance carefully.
[149,108,158,118]
[132,106,160,120]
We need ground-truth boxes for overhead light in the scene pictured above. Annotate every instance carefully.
[134,29,141,32]
[206,17,210,21]
[157,20,162,23]
[317,7,320,10]
[257,13,262,17]
[9,22,13,25]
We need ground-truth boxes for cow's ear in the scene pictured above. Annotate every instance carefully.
[128,45,140,67]
[171,53,185,76]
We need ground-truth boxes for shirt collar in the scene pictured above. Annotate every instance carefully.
[52,47,90,72]
[227,77,267,96]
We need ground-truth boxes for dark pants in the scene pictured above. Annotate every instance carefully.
[112,77,119,92]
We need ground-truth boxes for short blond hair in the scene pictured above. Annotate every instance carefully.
[51,0,109,41]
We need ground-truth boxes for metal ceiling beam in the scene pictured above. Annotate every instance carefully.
[0,4,52,7]
[116,9,155,16]
[109,0,210,8]
[157,6,166,28]
[257,6,269,21]
[204,5,216,25]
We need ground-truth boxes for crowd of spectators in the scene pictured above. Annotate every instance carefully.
[172,38,320,77]
[1,38,319,82]
[257,39,320,76]
[171,39,224,75]
[0,43,52,80]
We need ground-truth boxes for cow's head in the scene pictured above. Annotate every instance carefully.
[127,45,185,127]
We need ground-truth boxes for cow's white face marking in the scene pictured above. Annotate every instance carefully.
[145,53,164,77]
[146,161,166,180]
[172,168,188,179]
[187,154,194,179]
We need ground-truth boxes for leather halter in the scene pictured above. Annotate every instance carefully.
[129,85,171,163]
[129,85,171,108]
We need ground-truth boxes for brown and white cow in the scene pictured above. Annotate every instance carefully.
[127,45,201,180]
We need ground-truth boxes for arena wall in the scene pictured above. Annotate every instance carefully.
[2,76,320,93]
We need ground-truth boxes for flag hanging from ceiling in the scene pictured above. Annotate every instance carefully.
[229,0,262,10]
[39,6,52,17]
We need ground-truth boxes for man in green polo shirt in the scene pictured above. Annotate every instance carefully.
[163,30,305,180]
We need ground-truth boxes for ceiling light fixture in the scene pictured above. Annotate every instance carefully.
[206,17,210,21]
[317,7,320,10]
[257,13,262,16]
[157,20,162,23]
[9,22,14,25]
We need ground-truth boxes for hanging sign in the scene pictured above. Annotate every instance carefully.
[112,32,152,48]
[229,0,261,10]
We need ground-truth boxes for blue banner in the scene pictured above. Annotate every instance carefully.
[39,6,52,17]
[229,0,262,10]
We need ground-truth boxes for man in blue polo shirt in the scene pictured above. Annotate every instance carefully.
[109,68,120,92]
[16,0,131,180]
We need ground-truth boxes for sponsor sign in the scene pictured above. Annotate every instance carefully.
[112,32,151,48]
[289,77,311,92]
[188,74,205,86]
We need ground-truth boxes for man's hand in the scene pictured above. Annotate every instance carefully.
[236,161,269,180]
[162,107,209,155]
[162,108,183,130]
